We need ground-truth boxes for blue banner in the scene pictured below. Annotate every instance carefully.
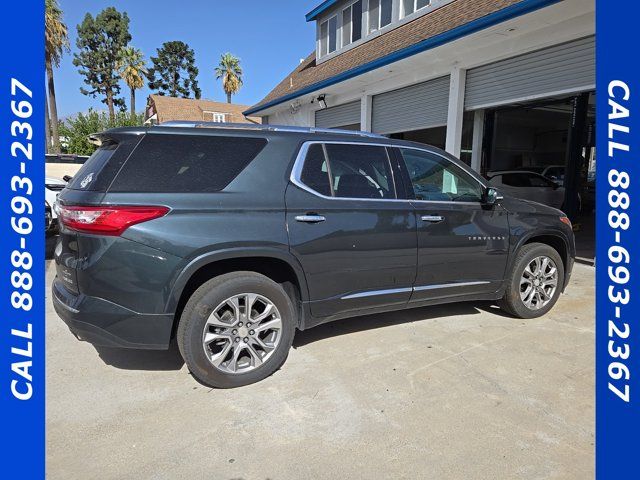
[596,0,640,477]
[0,0,45,477]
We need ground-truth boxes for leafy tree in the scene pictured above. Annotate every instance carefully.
[59,109,144,156]
[215,53,243,103]
[73,7,131,121]
[147,41,201,99]
[45,0,69,153]
[117,46,148,119]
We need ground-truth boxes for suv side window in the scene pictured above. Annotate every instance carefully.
[399,148,483,202]
[300,144,332,196]
[325,144,395,199]
[298,143,396,199]
[110,134,268,193]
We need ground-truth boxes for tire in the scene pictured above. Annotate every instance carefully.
[177,271,296,388]
[499,242,565,319]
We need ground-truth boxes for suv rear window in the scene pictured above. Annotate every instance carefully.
[109,134,268,193]
[67,144,118,191]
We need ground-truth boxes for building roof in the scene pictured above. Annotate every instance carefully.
[305,0,342,22]
[247,0,557,116]
[147,95,261,124]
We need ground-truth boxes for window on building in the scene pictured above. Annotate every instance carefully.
[402,0,432,18]
[320,15,338,56]
[342,0,363,47]
[368,0,392,33]
[368,0,379,32]
[320,21,328,56]
[342,6,352,47]
[352,1,363,42]
[204,111,226,123]
[328,15,337,53]
[380,0,393,26]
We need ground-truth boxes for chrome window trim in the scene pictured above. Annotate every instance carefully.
[290,140,488,205]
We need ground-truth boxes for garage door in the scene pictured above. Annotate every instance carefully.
[315,100,361,128]
[372,75,449,134]
[465,36,595,110]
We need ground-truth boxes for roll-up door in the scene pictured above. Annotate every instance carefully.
[315,100,361,128]
[465,36,595,110]
[372,76,450,134]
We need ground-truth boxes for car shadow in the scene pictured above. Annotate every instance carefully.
[293,301,492,348]
[94,343,185,371]
[91,301,505,372]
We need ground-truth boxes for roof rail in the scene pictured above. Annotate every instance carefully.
[156,121,386,138]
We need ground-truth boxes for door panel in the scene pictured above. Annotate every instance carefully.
[395,147,510,301]
[412,201,509,301]
[286,142,417,318]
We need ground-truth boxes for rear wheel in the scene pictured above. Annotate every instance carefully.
[177,272,296,388]
[499,243,564,318]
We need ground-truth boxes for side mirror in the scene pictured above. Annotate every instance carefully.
[483,187,503,205]
[63,175,73,183]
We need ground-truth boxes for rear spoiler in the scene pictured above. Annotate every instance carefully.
[87,127,148,147]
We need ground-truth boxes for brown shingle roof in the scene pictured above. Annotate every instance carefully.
[147,95,261,124]
[250,0,522,112]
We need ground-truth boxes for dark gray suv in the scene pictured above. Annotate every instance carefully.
[52,123,575,388]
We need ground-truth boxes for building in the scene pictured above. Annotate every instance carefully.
[245,0,595,224]
[145,94,261,125]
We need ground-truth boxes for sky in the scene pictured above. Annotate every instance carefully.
[54,0,320,117]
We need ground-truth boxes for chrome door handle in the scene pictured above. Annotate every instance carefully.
[421,215,444,223]
[295,214,326,223]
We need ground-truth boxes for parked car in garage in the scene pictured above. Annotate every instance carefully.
[540,165,566,185]
[52,124,575,388]
[517,165,566,185]
[46,176,67,235]
[487,170,565,210]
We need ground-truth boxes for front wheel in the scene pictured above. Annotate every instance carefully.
[499,243,565,319]
[177,272,296,388]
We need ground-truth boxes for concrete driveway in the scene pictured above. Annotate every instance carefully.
[46,261,594,479]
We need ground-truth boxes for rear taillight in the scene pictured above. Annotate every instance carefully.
[559,216,572,229]
[57,205,169,236]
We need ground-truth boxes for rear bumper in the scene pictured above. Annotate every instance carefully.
[52,278,173,350]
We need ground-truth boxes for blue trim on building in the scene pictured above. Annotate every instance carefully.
[306,0,340,22]
[245,0,562,116]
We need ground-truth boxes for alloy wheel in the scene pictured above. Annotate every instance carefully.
[202,293,282,374]
[520,255,558,310]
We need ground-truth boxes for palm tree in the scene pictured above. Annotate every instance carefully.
[45,0,69,153]
[117,46,148,120]
[45,94,51,152]
[215,53,243,103]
